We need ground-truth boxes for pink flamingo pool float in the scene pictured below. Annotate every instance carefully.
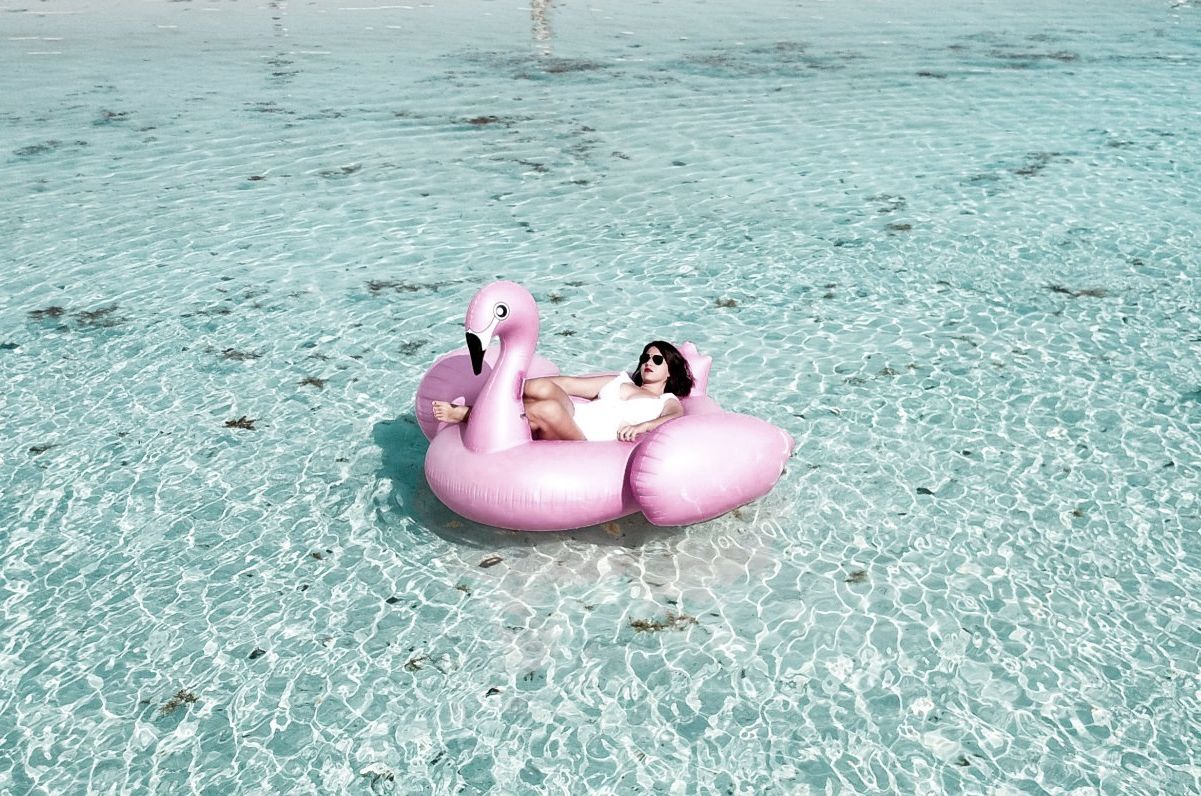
[415,281,793,531]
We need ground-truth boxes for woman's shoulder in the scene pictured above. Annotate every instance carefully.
[597,372,632,400]
[611,372,635,389]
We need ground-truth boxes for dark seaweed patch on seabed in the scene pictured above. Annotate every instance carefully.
[963,151,1068,191]
[14,140,88,157]
[460,114,532,128]
[867,194,906,214]
[1046,284,1108,299]
[539,57,607,75]
[94,109,131,125]
[948,39,1082,69]
[1012,151,1067,177]
[158,689,198,717]
[452,50,608,80]
[218,348,262,361]
[751,41,863,67]
[73,305,126,328]
[682,52,760,76]
[318,164,362,179]
[28,304,127,329]
[366,279,445,294]
[630,611,697,632]
[514,159,549,173]
[987,49,1080,64]
[244,101,293,115]
[181,304,233,319]
[28,306,66,321]
[681,43,861,78]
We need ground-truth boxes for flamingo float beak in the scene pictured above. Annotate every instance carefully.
[466,331,487,376]
[465,313,500,376]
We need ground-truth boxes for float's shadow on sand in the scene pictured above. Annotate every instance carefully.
[371,415,686,550]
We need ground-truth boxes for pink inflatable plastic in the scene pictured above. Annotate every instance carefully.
[416,281,793,531]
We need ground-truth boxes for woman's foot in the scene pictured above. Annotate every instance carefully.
[432,401,470,423]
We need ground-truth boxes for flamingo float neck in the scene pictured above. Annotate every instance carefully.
[462,283,539,454]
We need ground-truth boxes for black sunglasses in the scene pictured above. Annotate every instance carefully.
[639,353,664,366]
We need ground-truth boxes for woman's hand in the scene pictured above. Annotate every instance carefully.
[616,423,646,442]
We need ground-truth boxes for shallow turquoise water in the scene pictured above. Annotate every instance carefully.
[2,0,1201,792]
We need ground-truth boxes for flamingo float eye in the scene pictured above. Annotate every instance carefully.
[495,303,509,319]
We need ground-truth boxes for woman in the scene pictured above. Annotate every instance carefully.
[432,340,694,442]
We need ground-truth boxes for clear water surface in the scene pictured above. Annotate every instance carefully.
[2,0,1200,792]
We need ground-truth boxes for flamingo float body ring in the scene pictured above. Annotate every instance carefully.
[415,281,793,531]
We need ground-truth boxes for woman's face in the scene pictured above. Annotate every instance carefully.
[639,346,667,385]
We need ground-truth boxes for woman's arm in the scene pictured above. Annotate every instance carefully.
[617,397,684,441]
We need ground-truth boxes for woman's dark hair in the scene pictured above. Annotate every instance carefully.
[631,340,693,397]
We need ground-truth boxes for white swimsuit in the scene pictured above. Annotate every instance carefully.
[571,372,677,442]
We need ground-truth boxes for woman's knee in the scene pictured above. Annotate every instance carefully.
[523,377,558,400]
[525,398,566,423]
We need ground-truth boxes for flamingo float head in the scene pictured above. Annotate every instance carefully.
[464,281,538,375]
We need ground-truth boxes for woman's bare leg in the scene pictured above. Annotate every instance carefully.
[435,382,586,440]
[432,401,469,423]
[522,378,586,440]
[524,398,586,441]
[433,398,548,427]
[522,377,577,409]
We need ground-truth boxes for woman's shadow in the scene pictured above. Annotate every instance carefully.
[371,413,686,551]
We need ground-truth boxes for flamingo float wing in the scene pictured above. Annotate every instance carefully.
[629,413,794,526]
